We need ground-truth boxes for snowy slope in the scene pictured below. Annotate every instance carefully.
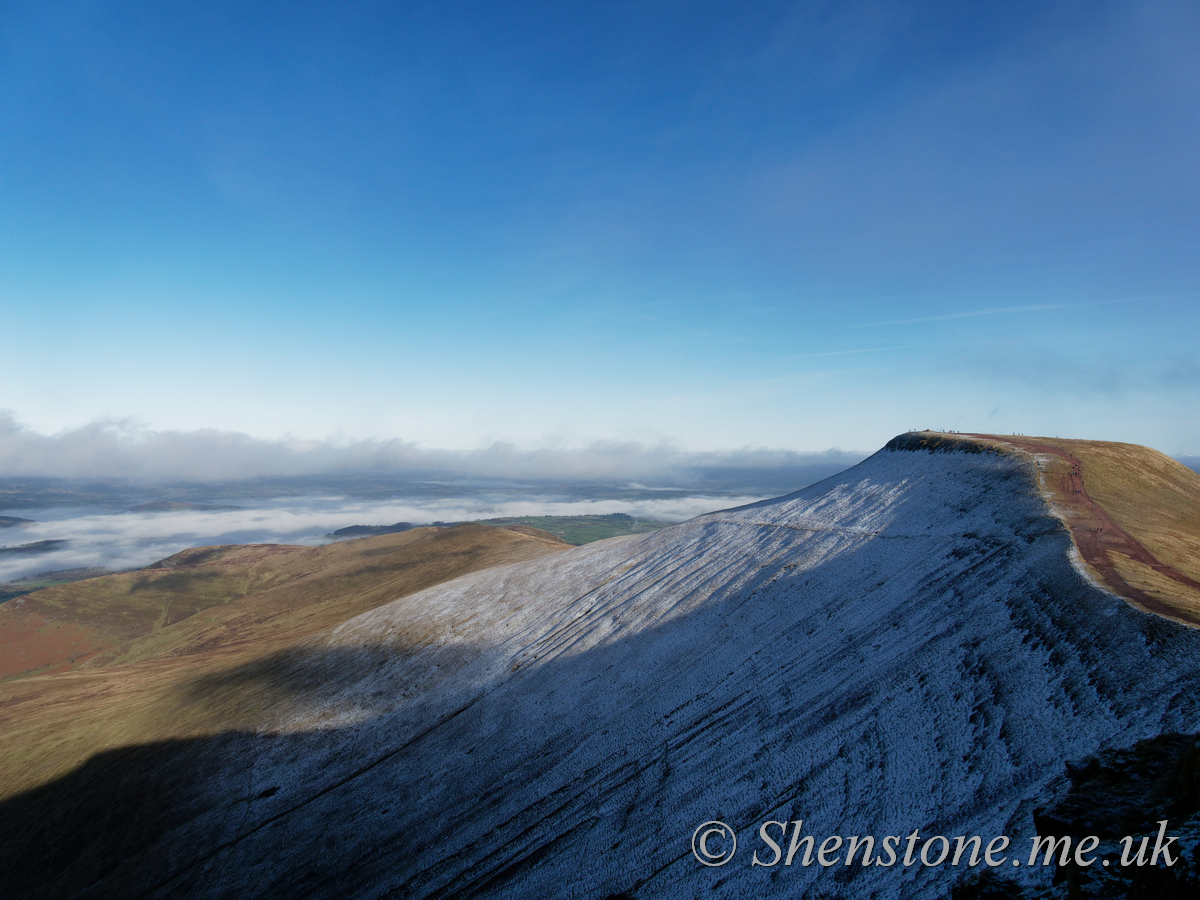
[64,442,1200,899]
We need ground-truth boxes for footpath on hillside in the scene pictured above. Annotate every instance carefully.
[949,432,1200,627]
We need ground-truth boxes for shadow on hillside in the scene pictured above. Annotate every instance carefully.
[0,633,500,899]
[6,468,1200,900]
[0,630,544,900]
[0,730,264,899]
[176,641,484,720]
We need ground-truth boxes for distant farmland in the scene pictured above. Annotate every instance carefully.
[330,513,674,546]
[473,512,672,545]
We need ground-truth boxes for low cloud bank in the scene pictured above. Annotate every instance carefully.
[0,413,865,485]
[0,492,768,583]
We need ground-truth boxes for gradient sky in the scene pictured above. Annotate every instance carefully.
[3,0,1199,463]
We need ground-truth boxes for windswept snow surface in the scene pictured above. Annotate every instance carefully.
[95,446,1200,899]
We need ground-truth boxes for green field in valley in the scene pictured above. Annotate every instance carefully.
[473,513,674,545]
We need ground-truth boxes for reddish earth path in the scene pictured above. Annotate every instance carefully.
[957,433,1200,626]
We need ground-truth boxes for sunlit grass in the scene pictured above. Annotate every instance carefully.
[0,524,570,798]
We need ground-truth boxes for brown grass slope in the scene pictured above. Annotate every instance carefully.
[930,431,1200,626]
[0,524,569,800]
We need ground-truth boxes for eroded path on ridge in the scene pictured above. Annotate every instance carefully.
[959,433,1200,627]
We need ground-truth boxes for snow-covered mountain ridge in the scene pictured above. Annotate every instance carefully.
[10,437,1200,899]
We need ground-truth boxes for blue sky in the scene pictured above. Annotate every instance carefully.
[3,0,1199,471]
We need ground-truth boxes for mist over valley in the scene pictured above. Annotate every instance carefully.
[0,471,824,588]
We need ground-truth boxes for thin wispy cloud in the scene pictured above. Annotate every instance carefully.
[852,304,1072,329]
[849,293,1184,331]
[793,343,939,358]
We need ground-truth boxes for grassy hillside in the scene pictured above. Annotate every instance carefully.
[0,567,116,605]
[1043,438,1200,606]
[927,431,1200,626]
[0,524,570,798]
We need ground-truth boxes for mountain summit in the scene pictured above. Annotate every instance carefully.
[3,434,1200,899]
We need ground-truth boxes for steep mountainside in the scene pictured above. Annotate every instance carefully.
[955,432,1200,625]
[2,437,1200,899]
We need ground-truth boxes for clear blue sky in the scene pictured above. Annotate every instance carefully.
[3,0,1198,462]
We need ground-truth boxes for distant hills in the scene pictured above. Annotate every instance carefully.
[2,434,1200,899]
[0,539,67,557]
[329,512,671,545]
[127,501,243,513]
[329,521,416,537]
